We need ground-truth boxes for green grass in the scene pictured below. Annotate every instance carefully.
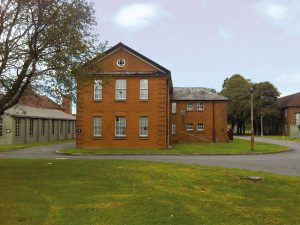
[0,159,299,225]
[0,139,74,152]
[58,139,288,155]
[255,135,300,142]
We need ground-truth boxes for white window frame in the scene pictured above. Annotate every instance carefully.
[172,124,176,135]
[94,80,102,100]
[197,123,204,131]
[186,123,193,131]
[116,80,126,100]
[116,58,126,67]
[139,116,148,137]
[197,102,204,111]
[172,102,177,114]
[140,79,148,100]
[284,109,288,118]
[296,113,300,126]
[115,117,126,137]
[93,117,102,137]
[187,102,193,111]
[15,118,20,137]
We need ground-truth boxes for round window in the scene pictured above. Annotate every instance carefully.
[116,58,126,67]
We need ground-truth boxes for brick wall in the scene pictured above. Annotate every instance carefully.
[282,107,300,135]
[76,48,170,148]
[170,100,228,143]
[76,44,228,149]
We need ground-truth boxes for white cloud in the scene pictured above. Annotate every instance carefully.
[218,28,232,40]
[252,1,300,35]
[273,72,300,96]
[265,3,287,21]
[114,3,163,29]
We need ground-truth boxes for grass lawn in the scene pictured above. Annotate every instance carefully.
[0,159,299,225]
[58,139,288,155]
[0,139,74,152]
[256,135,300,142]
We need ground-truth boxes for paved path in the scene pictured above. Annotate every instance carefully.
[0,137,300,176]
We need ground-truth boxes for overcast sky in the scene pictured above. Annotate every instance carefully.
[92,0,300,97]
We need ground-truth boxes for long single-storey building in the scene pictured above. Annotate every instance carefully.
[0,94,76,145]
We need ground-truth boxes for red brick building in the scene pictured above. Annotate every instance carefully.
[278,92,300,136]
[76,43,228,148]
[171,88,228,143]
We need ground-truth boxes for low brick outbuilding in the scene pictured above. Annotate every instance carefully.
[279,92,300,136]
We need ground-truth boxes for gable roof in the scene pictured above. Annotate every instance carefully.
[279,92,300,108]
[98,42,171,75]
[19,94,61,109]
[5,105,76,120]
[172,87,228,101]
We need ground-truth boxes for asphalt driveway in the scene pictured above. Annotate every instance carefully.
[0,137,299,176]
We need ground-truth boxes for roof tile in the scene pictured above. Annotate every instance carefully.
[279,92,300,108]
[5,105,76,120]
[172,87,228,101]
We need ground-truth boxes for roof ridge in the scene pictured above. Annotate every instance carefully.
[104,42,171,75]
[279,92,300,99]
[5,104,75,120]
[278,92,300,108]
[172,87,228,101]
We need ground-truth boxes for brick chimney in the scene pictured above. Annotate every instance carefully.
[62,95,72,114]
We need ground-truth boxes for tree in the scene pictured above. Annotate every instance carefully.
[203,87,218,94]
[221,74,251,134]
[252,82,280,135]
[0,0,105,115]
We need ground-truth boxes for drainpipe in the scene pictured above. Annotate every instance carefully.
[166,79,170,149]
[167,79,170,148]
[213,101,215,142]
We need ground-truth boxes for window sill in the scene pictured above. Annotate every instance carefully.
[93,99,103,102]
[186,110,194,112]
[197,130,205,133]
[93,136,102,140]
[140,99,149,102]
[115,100,127,102]
[115,137,126,140]
[139,137,149,140]
[197,110,204,112]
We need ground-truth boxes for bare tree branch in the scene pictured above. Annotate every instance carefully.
[0,0,105,115]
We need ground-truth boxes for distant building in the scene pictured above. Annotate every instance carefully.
[76,42,228,149]
[278,92,300,137]
[0,94,76,145]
